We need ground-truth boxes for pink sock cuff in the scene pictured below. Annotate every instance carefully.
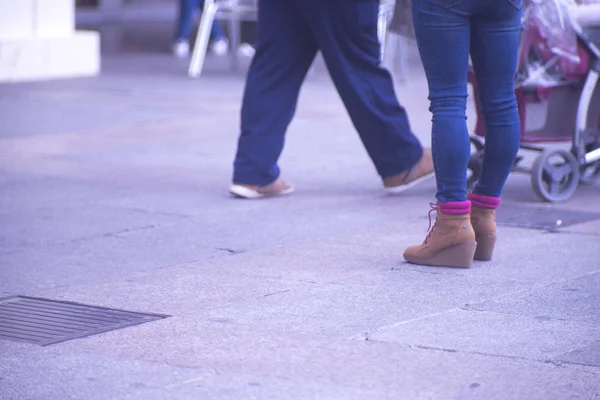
[468,193,501,209]
[439,200,471,215]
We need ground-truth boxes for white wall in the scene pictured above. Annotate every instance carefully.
[0,0,100,82]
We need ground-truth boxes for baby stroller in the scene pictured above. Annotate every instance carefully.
[467,0,600,202]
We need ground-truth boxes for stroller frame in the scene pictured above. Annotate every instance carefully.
[467,21,600,202]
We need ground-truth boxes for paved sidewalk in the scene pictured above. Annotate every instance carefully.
[1,54,599,400]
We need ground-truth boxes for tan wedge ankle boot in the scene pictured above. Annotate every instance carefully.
[403,204,477,268]
[470,206,496,261]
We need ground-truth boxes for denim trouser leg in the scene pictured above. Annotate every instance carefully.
[176,0,225,42]
[469,6,522,198]
[175,0,198,41]
[232,1,318,185]
[297,0,423,179]
[210,19,225,41]
[234,0,423,184]
[411,0,521,202]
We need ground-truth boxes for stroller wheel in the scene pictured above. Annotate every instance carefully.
[531,149,580,203]
[467,152,483,190]
[467,136,485,189]
[469,136,484,152]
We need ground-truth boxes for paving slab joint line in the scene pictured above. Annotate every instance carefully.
[100,224,158,239]
[542,359,600,372]
[350,338,599,368]
[351,307,463,341]
[118,205,198,220]
[558,229,600,237]
[214,247,245,255]
[461,269,600,311]
[552,341,600,369]
[357,270,600,347]
[406,343,600,368]
[172,287,306,318]
[355,282,558,341]
[19,257,221,294]
[458,307,574,324]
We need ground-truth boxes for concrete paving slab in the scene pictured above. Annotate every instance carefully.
[35,260,302,315]
[0,348,207,400]
[465,272,600,324]
[0,228,224,292]
[565,219,600,236]
[371,309,600,361]
[121,372,389,400]
[48,316,600,400]
[0,204,187,254]
[17,213,600,322]
[0,340,38,357]
[191,269,533,338]
[556,341,600,367]
[0,175,139,213]
[27,218,534,315]
[496,203,600,229]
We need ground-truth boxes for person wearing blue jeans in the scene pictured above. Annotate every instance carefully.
[229,0,434,200]
[403,0,522,268]
[173,0,228,58]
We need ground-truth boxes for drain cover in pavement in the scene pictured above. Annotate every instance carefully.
[496,203,600,230]
[0,296,168,346]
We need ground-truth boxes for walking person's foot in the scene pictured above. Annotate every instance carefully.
[237,43,256,58]
[383,148,435,194]
[230,178,294,199]
[172,40,190,58]
[210,39,229,56]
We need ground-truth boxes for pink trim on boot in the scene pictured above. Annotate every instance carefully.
[468,193,501,209]
[439,200,471,215]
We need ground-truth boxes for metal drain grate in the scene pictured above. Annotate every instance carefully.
[496,204,600,230]
[0,296,168,346]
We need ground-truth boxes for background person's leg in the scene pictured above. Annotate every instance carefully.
[209,20,226,41]
[238,21,257,57]
[470,2,522,198]
[189,0,228,55]
[295,0,423,180]
[411,0,471,202]
[240,21,257,45]
[233,0,318,185]
[174,0,198,41]
[173,0,198,56]
[209,20,228,55]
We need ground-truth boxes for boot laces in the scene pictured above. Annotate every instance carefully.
[424,202,438,244]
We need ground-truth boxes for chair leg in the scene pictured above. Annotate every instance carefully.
[188,0,219,78]
[228,15,242,72]
[396,35,409,82]
[378,13,388,62]
[382,32,397,70]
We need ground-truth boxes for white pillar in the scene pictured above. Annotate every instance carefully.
[0,0,100,82]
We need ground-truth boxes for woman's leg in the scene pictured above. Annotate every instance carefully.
[465,1,521,262]
[403,0,477,268]
[411,0,472,203]
[470,2,522,198]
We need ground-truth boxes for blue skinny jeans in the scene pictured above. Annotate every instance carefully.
[412,0,522,202]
